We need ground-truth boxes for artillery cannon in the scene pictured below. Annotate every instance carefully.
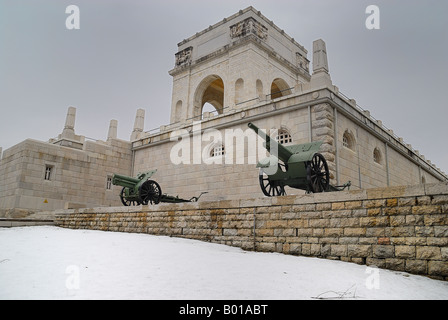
[112,170,207,206]
[112,170,161,205]
[248,122,350,196]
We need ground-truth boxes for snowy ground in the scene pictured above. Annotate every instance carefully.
[0,226,447,300]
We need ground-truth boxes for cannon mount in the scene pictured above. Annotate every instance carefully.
[248,122,350,196]
[112,170,207,206]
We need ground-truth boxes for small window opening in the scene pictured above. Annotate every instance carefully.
[106,176,113,190]
[44,165,53,181]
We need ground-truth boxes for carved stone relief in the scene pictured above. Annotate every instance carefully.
[296,52,310,72]
[230,17,268,41]
[175,46,193,67]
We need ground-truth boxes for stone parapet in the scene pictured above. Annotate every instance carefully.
[55,182,448,280]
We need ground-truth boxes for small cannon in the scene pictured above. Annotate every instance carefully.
[112,170,207,206]
[248,122,350,196]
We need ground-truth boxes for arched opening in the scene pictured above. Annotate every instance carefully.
[193,75,225,119]
[270,78,291,99]
[235,78,244,104]
[256,79,263,98]
[174,100,183,123]
[342,130,356,151]
[373,148,382,164]
[202,102,216,113]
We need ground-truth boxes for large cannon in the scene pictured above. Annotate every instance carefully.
[112,170,162,205]
[248,122,350,196]
[112,170,207,206]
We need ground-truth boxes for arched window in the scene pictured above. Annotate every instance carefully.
[373,148,382,164]
[174,100,183,122]
[276,129,292,145]
[235,78,244,104]
[342,130,355,151]
[256,79,263,98]
[210,144,225,157]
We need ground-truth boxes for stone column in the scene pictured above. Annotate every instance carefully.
[312,103,336,185]
[61,106,76,140]
[131,109,145,141]
[310,39,332,90]
[312,39,329,73]
[107,120,118,141]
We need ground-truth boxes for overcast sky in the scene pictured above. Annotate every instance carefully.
[0,0,447,174]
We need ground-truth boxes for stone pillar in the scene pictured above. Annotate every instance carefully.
[312,39,329,73]
[107,120,118,141]
[310,39,332,90]
[312,103,336,184]
[61,106,76,139]
[131,109,145,141]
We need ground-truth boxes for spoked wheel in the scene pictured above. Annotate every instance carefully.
[120,187,141,206]
[139,180,162,205]
[307,153,330,193]
[259,169,286,197]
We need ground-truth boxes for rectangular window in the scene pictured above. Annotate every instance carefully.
[44,165,53,181]
[106,175,113,190]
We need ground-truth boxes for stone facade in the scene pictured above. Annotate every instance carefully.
[131,6,446,201]
[0,6,447,215]
[55,182,448,280]
[0,109,134,217]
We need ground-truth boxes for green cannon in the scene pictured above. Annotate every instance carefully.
[248,122,350,196]
[112,170,207,206]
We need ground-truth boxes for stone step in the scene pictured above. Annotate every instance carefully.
[0,218,55,228]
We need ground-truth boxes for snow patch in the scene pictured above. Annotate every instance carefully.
[0,226,447,300]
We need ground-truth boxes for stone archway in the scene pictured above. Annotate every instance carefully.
[193,75,225,119]
[270,78,292,99]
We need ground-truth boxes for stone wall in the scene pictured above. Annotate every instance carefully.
[55,182,448,280]
[134,87,447,203]
[0,137,132,216]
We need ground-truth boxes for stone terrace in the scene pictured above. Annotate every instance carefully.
[53,182,448,280]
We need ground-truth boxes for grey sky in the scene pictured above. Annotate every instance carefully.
[1,0,447,174]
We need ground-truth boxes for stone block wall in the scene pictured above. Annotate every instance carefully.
[0,137,132,216]
[55,182,448,280]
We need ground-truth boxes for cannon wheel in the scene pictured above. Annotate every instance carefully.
[120,187,141,206]
[139,180,162,205]
[259,169,286,197]
[307,153,330,193]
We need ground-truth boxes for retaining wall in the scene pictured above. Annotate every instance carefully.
[55,182,448,280]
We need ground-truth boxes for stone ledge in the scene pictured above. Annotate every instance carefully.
[0,218,55,227]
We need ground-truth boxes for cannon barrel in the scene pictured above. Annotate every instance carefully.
[248,122,293,162]
[112,173,140,189]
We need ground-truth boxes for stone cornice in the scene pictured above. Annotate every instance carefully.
[169,34,311,81]
[177,6,307,55]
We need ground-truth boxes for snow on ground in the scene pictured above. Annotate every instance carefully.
[0,226,447,300]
